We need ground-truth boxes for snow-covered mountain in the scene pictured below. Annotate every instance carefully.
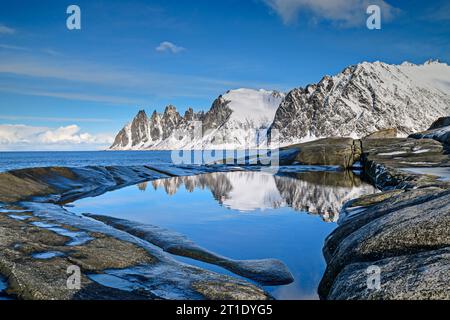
[110,89,284,150]
[110,60,450,150]
[271,60,450,145]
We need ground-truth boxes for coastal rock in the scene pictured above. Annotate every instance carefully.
[0,166,167,203]
[0,164,243,204]
[327,247,450,300]
[326,187,449,263]
[0,213,156,299]
[319,189,450,299]
[361,138,450,189]
[0,203,272,300]
[285,138,361,168]
[345,189,404,208]
[364,128,397,139]
[320,128,450,300]
[428,116,450,130]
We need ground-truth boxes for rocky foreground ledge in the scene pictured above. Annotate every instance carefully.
[0,164,294,300]
[287,118,450,300]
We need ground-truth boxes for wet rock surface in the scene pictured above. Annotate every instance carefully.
[320,135,450,300]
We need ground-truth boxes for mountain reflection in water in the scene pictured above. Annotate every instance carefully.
[72,169,379,299]
[136,170,378,222]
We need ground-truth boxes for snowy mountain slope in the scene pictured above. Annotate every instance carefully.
[223,89,284,128]
[270,60,450,145]
[110,89,284,150]
[111,60,450,150]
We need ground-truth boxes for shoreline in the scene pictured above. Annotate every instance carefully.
[0,129,449,300]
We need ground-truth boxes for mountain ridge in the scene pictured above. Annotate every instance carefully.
[110,60,450,150]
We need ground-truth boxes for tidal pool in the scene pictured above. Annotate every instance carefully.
[71,170,378,299]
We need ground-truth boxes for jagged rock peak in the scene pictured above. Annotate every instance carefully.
[150,110,160,119]
[110,88,285,150]
[110,60,450,150]
[164,104,177,113]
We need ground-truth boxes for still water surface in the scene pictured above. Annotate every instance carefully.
[72,170,378,299]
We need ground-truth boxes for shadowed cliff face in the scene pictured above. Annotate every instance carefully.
[143,170,378,222]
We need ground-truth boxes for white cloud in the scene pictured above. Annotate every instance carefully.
[0,24,15,35]
[0,115,112,123]
[0,85,143,105]
[0,54,285,101]
[262,0,397,26]
[156,41,185,53]
[0,44,28,51]
[0,124,114,151]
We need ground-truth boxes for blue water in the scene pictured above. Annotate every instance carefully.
[0,151,174,172]
[0,275,11,300]
[71,171,377,300]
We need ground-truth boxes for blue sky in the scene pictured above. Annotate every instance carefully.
[0,0,449,150]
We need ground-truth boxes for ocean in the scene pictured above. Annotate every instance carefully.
[0,151,174,172]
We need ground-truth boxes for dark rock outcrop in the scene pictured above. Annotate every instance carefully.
[283,138,361,168]
[429,116,450,130]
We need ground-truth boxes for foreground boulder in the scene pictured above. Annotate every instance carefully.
[320,135,450,300]
[319,189,450,299]
[327,247,450,300]
[361,138,450,189]
[283,138,361,168]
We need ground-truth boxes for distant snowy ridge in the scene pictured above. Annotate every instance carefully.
[110,60,450,150]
